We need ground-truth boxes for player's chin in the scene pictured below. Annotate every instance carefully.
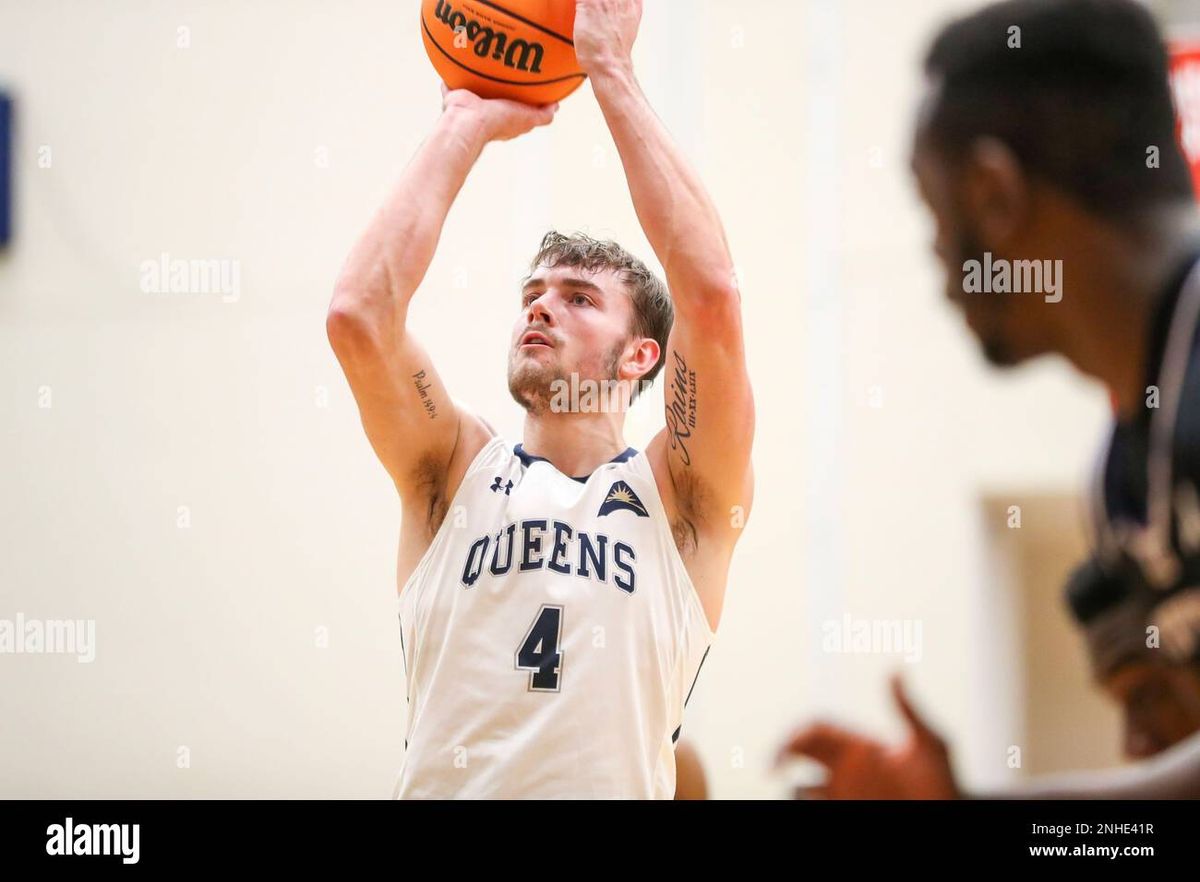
[960,312,1022,369]
[508,379,556,414]
[979,335,1025,369]
[508,362,556,399]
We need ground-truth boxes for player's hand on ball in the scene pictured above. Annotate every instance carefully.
[775,673,961,799]
[573,0,642,77]
[440,83,558,143]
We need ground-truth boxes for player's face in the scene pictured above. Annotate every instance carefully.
[508,264,635,414]
[910,121,1052,369]
[1105,662,1200,759]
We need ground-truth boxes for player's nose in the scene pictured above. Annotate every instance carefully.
[526,295,555,326]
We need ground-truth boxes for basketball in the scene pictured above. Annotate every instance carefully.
[420,0,586,105]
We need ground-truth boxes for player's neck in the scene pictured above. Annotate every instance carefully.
[1061,205,1200,420]
[521,411,629,478]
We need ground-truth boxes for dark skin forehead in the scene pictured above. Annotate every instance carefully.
[909,76,959,197]
[910,143,936,203]
[909,78,942,165]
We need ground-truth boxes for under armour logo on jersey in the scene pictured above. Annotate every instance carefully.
[598,481,649,517]
[490,477,513,495]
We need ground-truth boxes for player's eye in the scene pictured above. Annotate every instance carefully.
[571,293,591,306]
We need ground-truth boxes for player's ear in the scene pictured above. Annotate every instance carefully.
[621,337,660,382]
[962,136,1030,248]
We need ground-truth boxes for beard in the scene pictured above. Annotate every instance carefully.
[507,339,624,415]
[978,335,1018,369]
[954,222,1019,369]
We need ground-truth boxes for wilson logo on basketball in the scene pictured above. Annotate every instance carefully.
[421,0,585,104]
[432,0,545,74]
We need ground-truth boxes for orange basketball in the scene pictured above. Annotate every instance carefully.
[420,0,586,105]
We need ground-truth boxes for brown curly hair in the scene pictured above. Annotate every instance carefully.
[527,231,674,396]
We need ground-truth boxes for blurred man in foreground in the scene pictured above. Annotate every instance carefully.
[779,0,1200,799]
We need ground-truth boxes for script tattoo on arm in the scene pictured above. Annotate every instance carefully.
[412,369,439,420]
[666,351,698,465]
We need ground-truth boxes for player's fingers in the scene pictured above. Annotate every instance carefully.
[890,671,939,743]
[774,721,858,768]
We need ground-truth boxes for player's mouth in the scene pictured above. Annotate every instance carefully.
[520,330,554,348]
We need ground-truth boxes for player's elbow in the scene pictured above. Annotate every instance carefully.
[677,287,744,337]
[326,301,360,348]
[326,296,380,358]
[328,270,407,346]
[329,271,390,336]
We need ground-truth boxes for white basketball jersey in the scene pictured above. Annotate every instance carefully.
[392,435,715,799]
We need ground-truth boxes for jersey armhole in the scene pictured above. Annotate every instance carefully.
[399,434,511,602]
[631,452,718,645]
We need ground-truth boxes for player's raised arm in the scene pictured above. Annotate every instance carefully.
[575,2,755,558]
[327,88,557,502]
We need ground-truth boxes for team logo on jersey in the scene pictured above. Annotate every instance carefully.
[598,481,648,518]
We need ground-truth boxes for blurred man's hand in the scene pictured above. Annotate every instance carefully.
[776,674,962,799]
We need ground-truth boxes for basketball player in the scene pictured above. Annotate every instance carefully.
[777,0,1200,798]
[327,0,753,798]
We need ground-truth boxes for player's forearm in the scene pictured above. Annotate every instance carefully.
[976,773,1141,800]
[589,63,736,305]
[331,106,488,324]
[975,734,1200,799]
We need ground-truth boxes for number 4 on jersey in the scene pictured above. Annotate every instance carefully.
[516,605,563,692]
